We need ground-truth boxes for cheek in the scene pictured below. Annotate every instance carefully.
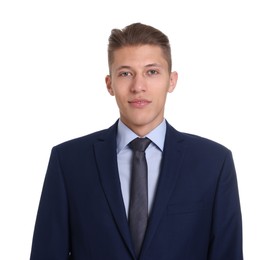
[114,93,127,109]
[155,88,169,102]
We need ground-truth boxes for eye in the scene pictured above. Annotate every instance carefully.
[119,71,132,77]
[147,69,158,75]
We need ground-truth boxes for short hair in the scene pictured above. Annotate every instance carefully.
[107,23,172,73]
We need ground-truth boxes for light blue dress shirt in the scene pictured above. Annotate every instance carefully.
[117,119,166,218]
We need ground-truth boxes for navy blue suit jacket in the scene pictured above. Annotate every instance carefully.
[30,121,243,259]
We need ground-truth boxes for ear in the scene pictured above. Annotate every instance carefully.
[105,75,114,96]
[168,71,178,93]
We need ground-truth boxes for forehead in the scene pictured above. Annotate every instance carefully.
[112,45,168,68]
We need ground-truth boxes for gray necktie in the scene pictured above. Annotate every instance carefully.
[129,137,151,257]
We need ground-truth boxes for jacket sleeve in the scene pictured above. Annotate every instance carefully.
[208,150,243,260]
[30,147,71,260]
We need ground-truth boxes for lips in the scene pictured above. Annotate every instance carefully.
[128,99,151,108]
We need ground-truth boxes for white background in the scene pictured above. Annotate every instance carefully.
[1,0,276,259]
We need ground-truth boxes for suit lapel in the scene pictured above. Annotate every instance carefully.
[141,123,188,256]
[93,123,135,258]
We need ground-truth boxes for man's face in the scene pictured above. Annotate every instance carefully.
[106,45,178,136]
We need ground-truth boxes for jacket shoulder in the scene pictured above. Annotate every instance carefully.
[167,123,231,155]
[52,123,117,153]
[183,132,229,151]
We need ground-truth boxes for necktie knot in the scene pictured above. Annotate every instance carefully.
[130,137,151,152]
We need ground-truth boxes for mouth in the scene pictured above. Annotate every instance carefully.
[128,99,151,108]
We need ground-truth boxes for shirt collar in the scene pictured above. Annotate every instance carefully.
[117,119,166,153]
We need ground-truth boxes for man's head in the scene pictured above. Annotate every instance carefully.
[106,23,178,136]
[107,23,172,73]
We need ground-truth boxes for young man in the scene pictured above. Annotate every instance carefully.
[30,23,243,259]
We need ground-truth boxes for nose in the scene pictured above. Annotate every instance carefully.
[130,74,146,93]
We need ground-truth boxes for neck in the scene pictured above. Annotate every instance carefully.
[120,118,164,137]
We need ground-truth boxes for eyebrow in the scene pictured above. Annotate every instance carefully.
[115,63,162,72]
[115,65,131,72]
[145,63,162,68]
